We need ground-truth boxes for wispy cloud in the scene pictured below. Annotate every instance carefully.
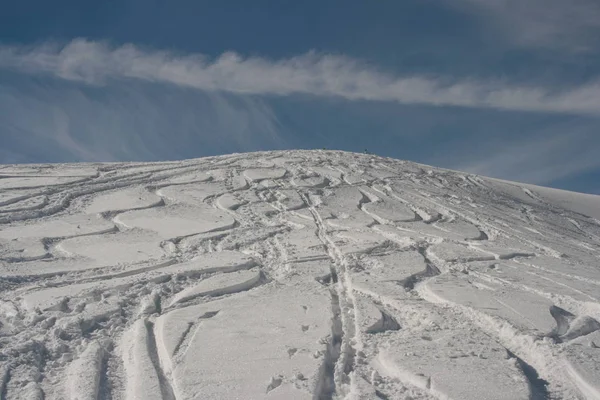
[454,125,600,185]
[452,0,600,51]
[1,39,600,115]
[0,78,284,163]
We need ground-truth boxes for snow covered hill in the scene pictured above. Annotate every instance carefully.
[1,150,599,400]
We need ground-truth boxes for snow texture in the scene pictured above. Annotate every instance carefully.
[0,150,599,400]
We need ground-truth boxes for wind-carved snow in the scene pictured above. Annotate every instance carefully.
[0,150,599,400]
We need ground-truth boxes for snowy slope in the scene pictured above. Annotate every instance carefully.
[1,150,599,400]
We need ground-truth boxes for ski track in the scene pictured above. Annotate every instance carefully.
[299,190,358,400]
[0,150,599,399]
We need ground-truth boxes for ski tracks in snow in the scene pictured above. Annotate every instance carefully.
[0,151,599,399]
[299,190,359,400]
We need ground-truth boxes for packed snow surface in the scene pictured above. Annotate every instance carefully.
[1,150,600,400]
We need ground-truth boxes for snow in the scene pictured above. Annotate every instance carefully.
[166,268,262,307]
[155,282,331,399]
[115,204,236,238]
[0,150,599,400]
[121,319,165,400]
[65,340,106,400]
[84,186,163,215]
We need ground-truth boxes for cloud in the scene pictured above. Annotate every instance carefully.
[1,39,600,115]
[0,78,285,163]
[452,0,600,51]
[453,125,600,185]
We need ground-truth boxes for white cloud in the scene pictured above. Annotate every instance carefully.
[1,39,600,115]
[454,127,600,185]
[0,79,284,162]
[451,0,600,50]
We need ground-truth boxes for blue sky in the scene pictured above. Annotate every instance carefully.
[1,0,600,193]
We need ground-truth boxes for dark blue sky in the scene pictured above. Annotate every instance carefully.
[1,0,600,193]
